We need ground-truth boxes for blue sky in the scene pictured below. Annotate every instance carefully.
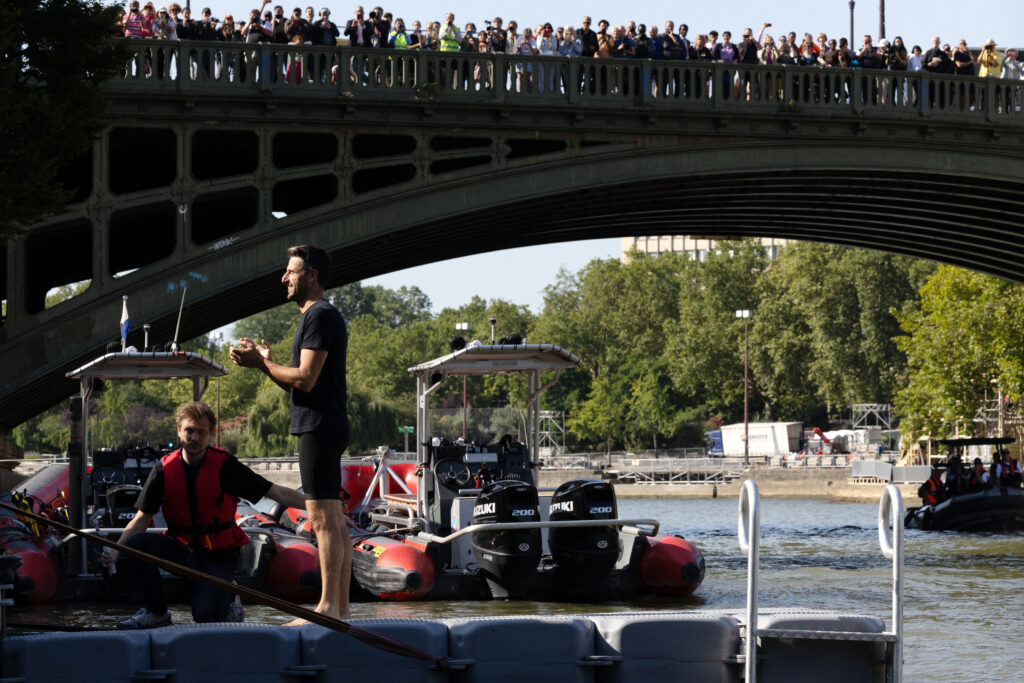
[363,239,621,313]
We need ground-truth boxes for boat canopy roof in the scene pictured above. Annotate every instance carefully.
[936,437,1015,446]
[66,352,227,381]
[407,343,582,377]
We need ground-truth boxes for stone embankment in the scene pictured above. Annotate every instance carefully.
[8,461,917,504]
[537,467,918,503]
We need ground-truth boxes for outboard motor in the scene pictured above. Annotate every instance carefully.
[548,479,619,593]
[471,480,541,598]
[104,485,144,528]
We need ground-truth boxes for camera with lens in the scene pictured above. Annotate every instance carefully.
[368,10,378,19]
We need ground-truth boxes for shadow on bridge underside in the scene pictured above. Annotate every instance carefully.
[3,42,1024,428]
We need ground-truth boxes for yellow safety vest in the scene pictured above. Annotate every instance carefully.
[389,30,409,49]
[440,25,460,51]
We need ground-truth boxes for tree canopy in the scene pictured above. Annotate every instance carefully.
[21,239,1024,458]
[1,0,127,235]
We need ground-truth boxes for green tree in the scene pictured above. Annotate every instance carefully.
[758,243,932,420]
[628,368,680,450]
[663,240,767,419]
[567,375,629,454]
[894,266,1024,441]
[330,283,432,328]
[1,0,128,235]
[234,304,297,345]
[238,381,295,458]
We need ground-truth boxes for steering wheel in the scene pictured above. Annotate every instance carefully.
[433,459,471,488]
[90,466,126,493]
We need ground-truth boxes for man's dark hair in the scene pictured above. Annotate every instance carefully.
[175,402,217,430]
[288,244,331,287]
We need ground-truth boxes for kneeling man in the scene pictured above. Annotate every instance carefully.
[104,402,307,629]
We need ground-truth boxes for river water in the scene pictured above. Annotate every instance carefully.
[11,496,1021,681]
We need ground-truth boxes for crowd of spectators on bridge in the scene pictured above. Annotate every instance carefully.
[117,3,1022,78]
[117,3,1024,105]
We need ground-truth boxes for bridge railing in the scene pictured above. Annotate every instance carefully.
[112,40,1024,125]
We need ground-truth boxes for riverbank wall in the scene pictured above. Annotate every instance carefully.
[245,466,916,503]
[536,467,917,503]
[8,462,916,504]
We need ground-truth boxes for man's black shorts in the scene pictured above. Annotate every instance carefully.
[297,428,349,500]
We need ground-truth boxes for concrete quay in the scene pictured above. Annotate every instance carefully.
[236,464,915,504]
[8,460,913,505]
[535,467,918,503]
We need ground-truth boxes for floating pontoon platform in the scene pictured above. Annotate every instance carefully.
[0,483,904,682]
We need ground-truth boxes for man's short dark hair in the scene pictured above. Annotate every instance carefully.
[288,245,331,287]
[175,402,217,430]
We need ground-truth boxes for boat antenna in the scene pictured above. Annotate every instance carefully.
[170,282,187,352]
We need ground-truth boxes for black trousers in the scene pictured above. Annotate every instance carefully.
[124,532,237,622]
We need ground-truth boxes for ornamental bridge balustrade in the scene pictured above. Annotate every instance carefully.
[3,41,1024,428]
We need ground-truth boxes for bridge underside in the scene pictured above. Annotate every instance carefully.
[3,72,1024,428]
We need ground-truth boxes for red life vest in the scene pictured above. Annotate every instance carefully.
[162,447,248,551]
[999,458,1019,484]
[923,476,942,505]
[968,469,987,488]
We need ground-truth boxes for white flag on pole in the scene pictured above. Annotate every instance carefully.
[120,296,130,345]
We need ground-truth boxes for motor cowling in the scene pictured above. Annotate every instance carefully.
[548,479,619,593]
[471,480,541,598]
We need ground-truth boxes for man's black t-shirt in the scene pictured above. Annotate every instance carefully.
[134,451,273,515]
[290,298,349,435]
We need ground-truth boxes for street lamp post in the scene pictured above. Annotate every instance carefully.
[849,0,855,48]
[736,310,751,466]
[455,322,470,440]
[879,0,885,40]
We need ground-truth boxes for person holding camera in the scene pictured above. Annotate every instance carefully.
[387,17,417,49]
[978,39,1003,78]
[486,17,507,53]
[439,12,461,52]
[369,8,390,48]
[284,7,309,83]
[460,22,478,52]
[344,6,371,47]
[241,2,271,43]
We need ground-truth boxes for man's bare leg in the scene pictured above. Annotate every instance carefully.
[285,498,351,625]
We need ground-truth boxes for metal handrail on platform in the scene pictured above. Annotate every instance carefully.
[737,480,904,682]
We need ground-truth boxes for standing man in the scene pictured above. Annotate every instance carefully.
[103,402,308,629]
[487,16,506,54]
[995,448,1022,488]
[231,245,352,623]
[922,35,953,109]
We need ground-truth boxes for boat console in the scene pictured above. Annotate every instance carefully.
[88,445,164,529]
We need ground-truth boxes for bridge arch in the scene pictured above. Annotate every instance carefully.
[3,43,1023,427]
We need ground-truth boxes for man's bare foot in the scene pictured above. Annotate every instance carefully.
[282,610,351,627]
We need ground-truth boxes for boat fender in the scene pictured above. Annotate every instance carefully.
[638,534,706,596]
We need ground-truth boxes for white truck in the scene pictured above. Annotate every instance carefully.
[715,422,803,457]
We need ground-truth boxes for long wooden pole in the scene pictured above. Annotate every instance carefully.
[0,501,449,670]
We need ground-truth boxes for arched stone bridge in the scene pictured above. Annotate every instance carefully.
[3,41,1024,428]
